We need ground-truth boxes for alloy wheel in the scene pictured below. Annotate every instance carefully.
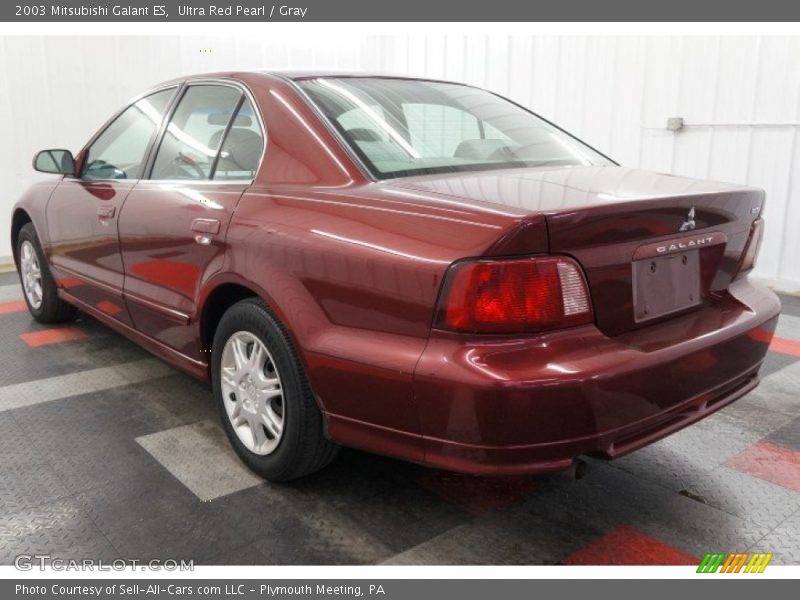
[220,331,285,455]
[20,240,43,309]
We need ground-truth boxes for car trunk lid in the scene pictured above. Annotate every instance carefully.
[388,166,764,336]
[544,190,762,335]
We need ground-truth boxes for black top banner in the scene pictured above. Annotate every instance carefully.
[3,0,800,22]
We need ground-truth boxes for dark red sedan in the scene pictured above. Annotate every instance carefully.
[12,71,780,481]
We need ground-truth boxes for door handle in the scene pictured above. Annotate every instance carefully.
[191,218,221,234]
[97,205,116,219]
[191,218,221,245]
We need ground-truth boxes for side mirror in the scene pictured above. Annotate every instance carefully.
[33,149,75,175]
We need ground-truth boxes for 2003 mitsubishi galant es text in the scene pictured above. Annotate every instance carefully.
[13,71,780,481]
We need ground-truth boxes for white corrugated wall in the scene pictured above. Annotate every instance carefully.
[1,35,798,291]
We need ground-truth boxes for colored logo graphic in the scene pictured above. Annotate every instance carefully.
[697,552,773,573]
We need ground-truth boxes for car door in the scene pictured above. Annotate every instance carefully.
[118,82,265,359]
[45,87,177,325]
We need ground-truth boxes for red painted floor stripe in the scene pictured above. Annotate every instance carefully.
[768,336,800,358]
[727,441,800,492]
[0,300,27,315]
[19,327,88,347]
[562,526,698,566]
[416,471,536,516]
[750,327,800,358]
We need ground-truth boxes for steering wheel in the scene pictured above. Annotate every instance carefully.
[85,159,127,180]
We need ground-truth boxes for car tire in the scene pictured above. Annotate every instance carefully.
[16,223,77,324]
[212,297,339,482]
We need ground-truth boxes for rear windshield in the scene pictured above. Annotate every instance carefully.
[297,77,613,179]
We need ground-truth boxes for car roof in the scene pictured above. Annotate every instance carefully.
[158,70,466,87]
[256,69,391,79]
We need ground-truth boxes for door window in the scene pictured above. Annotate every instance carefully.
[151,85,244,180]
[213,97,265,181]
[83,88,175,181]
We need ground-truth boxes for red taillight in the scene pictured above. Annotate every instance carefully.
[738,218,764,275]
[434,256,593,333]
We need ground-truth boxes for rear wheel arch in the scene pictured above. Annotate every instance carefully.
[198,280,299,362]
[198,280,328,414]
[199,282,260,357]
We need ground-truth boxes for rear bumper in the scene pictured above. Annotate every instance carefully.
[412,277,781,475]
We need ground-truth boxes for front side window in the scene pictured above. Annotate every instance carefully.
[83,88,175,180]
[151,85,251,180]
[298,77,612,179]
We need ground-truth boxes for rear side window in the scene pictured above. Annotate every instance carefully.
[83,88,175,180]
[151,85,242,180]
[151,85,264,181]
[213,97,264,181]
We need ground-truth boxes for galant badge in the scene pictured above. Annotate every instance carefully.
[679,207,697,232]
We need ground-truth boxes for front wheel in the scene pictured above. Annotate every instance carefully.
[16,223,77,324]
[211,298,338,482]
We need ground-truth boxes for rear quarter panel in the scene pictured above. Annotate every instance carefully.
[223,182,528,454]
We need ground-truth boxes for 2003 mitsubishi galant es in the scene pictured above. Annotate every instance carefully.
[13,71,780,481]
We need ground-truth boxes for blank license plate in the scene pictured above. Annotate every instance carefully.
[633,251,701,322]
